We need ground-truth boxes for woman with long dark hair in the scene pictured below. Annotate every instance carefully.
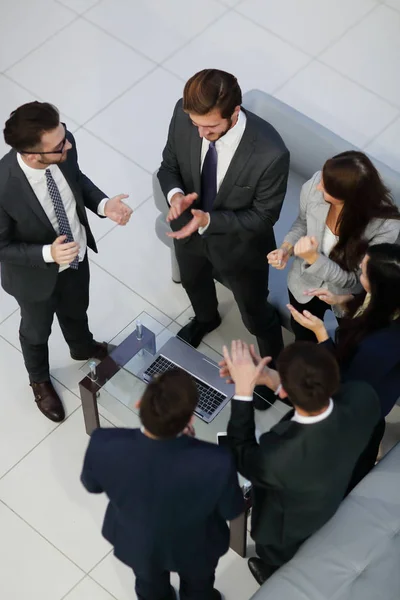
[287,243,400,417]
[268,151,400,341]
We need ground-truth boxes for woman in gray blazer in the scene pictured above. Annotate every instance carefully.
[268,151,400,341]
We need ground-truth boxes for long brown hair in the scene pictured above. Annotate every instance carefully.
[323,151,400,271]
[336,243,400,363]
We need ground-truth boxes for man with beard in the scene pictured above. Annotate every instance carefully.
[158,69,289,406]
[0,101,132,422]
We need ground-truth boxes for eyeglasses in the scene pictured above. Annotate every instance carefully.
[20,123,67,155]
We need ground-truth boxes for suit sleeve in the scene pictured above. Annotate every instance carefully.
[68,132,108,217]
[81,432,104,494]
[217,454,245,521]
[227,400,279,488]
[0,202,50,267]
[205,150,290,236]
[157,100,185,202]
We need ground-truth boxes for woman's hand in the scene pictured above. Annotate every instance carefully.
[294,236,319,264]
[304,289,354,306]
[267,245,291,270]
[287,304,329,342]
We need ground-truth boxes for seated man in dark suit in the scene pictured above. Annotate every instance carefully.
[221,340,381,585]
[81,368,244,600]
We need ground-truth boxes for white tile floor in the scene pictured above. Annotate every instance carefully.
[0,1,400,598]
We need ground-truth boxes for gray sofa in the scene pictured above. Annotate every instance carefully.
[153,90,400,332]
[249,440,400,600]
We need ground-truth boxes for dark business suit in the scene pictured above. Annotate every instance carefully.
[227,381,381,572]
[81,427,244,600]
[158,100,290,359]
[322,321,400,417]
[0,130,106,382]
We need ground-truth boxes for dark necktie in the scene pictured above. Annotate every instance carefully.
[45,168,79,269]
[201,141,217,213]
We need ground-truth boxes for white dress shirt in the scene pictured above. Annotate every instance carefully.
[17,154,107,272]
[167,109,247,233]
[291,398,334,424]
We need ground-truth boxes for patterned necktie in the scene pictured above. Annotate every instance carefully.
[201,141,217,213]
[45,168,79,269]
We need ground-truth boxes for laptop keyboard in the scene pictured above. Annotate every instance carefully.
[143,355,226,420]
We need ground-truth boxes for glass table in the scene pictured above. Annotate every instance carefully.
[78,312,289,556]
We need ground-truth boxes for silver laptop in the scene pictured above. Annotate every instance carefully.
[138,337,235,423]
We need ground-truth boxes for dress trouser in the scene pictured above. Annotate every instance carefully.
[175,238,284,361]
[288,290,338,342]
[135,568,216,600]
[16,255,94,383]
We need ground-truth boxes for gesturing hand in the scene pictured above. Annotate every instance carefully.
[167,192,198,222]
[219,344,280,392]
[51,235,79,265]
[267,248,290,270]
[104,194,132,225]
[287,304,329,342]
[294,236,319,264]
[167,209,209,240]
[304,288,353,306]
[222,340,271,396]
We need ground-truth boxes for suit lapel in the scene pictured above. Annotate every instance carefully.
[190,127,202,197]
[213,119,256,210]
[10,157,55,233]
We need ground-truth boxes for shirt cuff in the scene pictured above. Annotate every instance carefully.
[97,198,109,217]
[198,213,211,235]
[233,395,253,402]
[42,244,54,263]
[167,188,184,205]
[275,384,282,396]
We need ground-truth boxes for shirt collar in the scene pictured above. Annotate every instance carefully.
[215,108,246,149]
[292,398,334,424]
[17,152,53,183]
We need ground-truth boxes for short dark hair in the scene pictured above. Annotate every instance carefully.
[3,101,60,152]
[183,69,242,119]
[139,368,198,438]
[277,342,340,412]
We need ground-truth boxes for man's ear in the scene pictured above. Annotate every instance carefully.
[279,386,289,400]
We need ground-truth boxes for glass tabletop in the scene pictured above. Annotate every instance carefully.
[80,311,290,445]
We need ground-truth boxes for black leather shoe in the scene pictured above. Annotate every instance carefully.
[248,558,275,585]
[177,314,221,348]
[31,381,65,423]
[71,341,110,361]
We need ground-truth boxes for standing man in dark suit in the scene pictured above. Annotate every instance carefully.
[220,340,381,585]
[0,102,132,422]
[81,368,244,600]
[158,70,290,378]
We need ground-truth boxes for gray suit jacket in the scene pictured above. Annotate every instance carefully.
[157,100,290,273]
[284,171,400,303]
[0,130,106,302]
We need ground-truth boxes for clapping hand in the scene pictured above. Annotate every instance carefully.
[167,209,209,240]
[267,247,290,270]
[167,192,198,222]
[221,341,276,396]
[287,304,329,342]
[304,288,353,306]
[104,194,132,225]
[294,236,319,264]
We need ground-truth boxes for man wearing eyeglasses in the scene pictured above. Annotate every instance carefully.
[0,101,132,423]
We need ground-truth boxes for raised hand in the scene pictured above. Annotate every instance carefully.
[294,236,319,264]
[267,248,290,270]
[222,340,271,396]
[304,288,353,306]
[287,304,329,342]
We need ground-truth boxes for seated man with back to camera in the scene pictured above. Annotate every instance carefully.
[220,340,381,585]
[81,368,244,600]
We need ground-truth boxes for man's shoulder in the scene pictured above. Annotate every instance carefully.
[89,427,141,447]
[245,109,288,156]
[0,150,17,198]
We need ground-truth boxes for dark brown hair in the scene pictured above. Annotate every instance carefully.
[336,243,400,363]
[322,151,400,271]
[3,101,60,152]
[183,69,242,119]
[139,368,198,438]
[277,342,340,412]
